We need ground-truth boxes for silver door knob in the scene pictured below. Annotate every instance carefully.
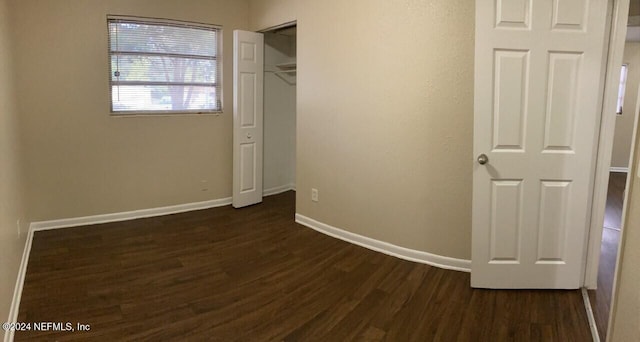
[247,133,252,139]
[477,154,489,165]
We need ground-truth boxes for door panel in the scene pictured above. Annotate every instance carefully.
[536,180,572,263]
[233,30,264,208]
[492,50,529,151]
[240,73,257,127]
[472,0,609,288]
[544,53,581,151]
[552,0,587,30]
[489,180,523,263]
[495,0,531,29]
[240,142,256,193]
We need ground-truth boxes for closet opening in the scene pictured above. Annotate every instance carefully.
[262,24,297,202]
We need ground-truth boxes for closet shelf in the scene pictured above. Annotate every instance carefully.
[275,62,297,69]
[265,61,297,84]
[270,69,297,74]
[266,61,297,75]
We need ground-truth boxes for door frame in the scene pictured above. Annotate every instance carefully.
[584,0,631,289]
[606,65,640,342]
[258,21,298,201]
[257,21,297,34]
[257,21,298,200]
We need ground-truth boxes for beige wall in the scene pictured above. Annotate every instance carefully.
[0,0,28,325]
[611,42,640,168]
[264,32,296,191]
[9,0,250,221]
[251,0,475,259]
[249,0,297,32]
[610,86,640,341]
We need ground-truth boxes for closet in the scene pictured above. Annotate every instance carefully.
[262,26,297,196]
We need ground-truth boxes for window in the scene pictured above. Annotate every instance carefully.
[108,16,222,114]
[616,64,628,115]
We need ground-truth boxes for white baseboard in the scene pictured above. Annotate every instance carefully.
[6,197,468,342]
[610,167,629,173]
[582,288,600,342]
[30,197,232,231]
[263,183,296,197]
[5,197,233,341]
[4,228,34,342]
[295,214,471,272]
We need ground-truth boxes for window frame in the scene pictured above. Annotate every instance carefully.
[107,15,223,116]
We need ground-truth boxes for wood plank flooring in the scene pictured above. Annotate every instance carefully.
[588,172,626,341]
[16,191,592,341]
[603,172,626,230]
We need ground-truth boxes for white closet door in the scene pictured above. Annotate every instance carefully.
[233,30,264,208]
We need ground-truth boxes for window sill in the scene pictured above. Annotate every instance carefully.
[110,111,223,118]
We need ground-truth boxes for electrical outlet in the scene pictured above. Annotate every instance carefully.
[16,219,21,238]
[201,180,208,192]
[311,188,319,202]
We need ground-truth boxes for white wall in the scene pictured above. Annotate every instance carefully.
[263,31,296,193]
[611,42,640,169]
[0,0,28,327]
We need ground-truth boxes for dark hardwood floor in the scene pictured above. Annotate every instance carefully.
[588,172,626,341]
[16,191,592,341]
[603,172,626,230]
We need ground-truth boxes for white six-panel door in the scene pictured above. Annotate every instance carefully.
[233,30,264,208]
[472,0,610,288]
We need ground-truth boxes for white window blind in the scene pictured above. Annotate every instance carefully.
[108,16,222,114]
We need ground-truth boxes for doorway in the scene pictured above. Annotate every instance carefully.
[588,18,640,341]
[262,25,297,198]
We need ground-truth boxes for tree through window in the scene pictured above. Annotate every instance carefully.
[108,16,222,114]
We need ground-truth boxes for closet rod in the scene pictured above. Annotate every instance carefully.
[266,70,297,74]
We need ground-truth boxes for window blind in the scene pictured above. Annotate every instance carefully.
[108,16,222,114]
